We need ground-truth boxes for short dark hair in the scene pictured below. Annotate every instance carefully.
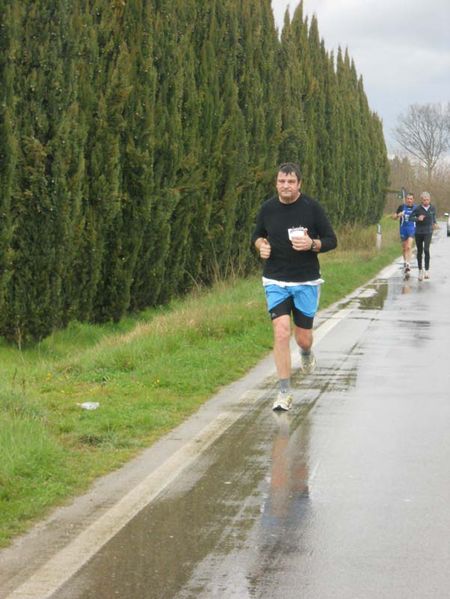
[278,162,301,182]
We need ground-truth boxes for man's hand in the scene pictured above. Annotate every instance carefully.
[291,231,313,251]
[258,238,271,259]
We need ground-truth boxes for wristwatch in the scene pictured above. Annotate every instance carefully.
[310,239,317,251]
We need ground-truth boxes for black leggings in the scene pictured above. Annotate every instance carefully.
[415,233,432,270]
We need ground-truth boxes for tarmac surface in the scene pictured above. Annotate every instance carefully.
[1,226,450,599]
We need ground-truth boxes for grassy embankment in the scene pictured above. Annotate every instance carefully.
[0,217,400,546]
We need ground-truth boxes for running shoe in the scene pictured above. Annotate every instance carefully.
[300,350,316,374]
[424,271,430,279]
[418,270,424,281]
[272,391,293,411]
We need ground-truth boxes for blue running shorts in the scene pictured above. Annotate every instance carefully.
[264,284,320,318]
[400,224,415,241]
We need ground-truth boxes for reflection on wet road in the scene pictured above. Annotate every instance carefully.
[7,231,450,599]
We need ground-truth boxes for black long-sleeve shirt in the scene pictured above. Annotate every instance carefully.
[252,193,337,283]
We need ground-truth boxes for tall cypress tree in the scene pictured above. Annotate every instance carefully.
[320,47,341,221]
[334,47,352,222]
[355,75,373,221]
[180,0,223,288]
[120,0,157,311]
[209,71,249,275]
[204,1,249,277]
[162,28,202,297]
[45,0,89,328]
[232,0,280,272]
[0,2,17,321]
[80,2,132,321]
[305,16,328,199]
[91,0,157,322]
[290,7,319,192]
[366,106,389,223]
[278,6,308,167]
[131,0,186,307]
[4,1,67,342]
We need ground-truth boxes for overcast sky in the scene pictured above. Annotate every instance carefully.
[271,0,450,154]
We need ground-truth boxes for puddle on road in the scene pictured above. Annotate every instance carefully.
[339,280,388,312]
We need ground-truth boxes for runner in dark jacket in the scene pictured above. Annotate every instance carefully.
[411,191,437,280]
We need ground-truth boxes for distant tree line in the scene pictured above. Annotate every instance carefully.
[0,0,388,343]
[388,154,450,216]
[393,102,450,185]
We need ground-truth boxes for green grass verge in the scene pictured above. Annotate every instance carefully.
[0,217,400,546]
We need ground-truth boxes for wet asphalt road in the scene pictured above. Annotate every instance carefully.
[4,228,450,599]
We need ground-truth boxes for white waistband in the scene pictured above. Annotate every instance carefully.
[262,277,324,287]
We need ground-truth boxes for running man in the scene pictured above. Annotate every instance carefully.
[411,191,438,280]
[252,163,337,411]
[393,192,416,278]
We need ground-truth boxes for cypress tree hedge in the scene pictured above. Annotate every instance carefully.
[0,0,388,343]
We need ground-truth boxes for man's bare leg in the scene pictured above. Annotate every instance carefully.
[293,325,313,353]
[294,325,316,373]
[271,315,294,410]
[272,314,292,380]
[402,237,413,277]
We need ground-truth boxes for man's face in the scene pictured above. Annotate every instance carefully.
[421,196,431,207]
[276,171,301,204]
[405,194,414,206]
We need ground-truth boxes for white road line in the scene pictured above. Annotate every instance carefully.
[5,409,257,599]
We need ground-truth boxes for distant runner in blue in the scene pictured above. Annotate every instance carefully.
[393,192,416,278]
